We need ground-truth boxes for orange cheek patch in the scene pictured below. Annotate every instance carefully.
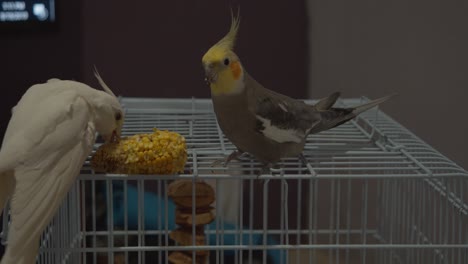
[230,61,242,80]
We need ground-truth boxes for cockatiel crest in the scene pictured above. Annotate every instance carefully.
[202,10,244,96]
[203,11,240,61]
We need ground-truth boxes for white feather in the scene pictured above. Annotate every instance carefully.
[46,78,61,83]
[94,66,117,97]
[0,80,115,264]
[255,116,303,143]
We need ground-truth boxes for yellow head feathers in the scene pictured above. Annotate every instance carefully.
[202,10,240,63]
[215,10,240,52]
[202,10,245,96]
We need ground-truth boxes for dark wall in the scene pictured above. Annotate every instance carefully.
[0,0,308,150]
[0,0,83,256]
[0,1,83,140]
[0,0,308,256]
[82,0,308,99]
[1,0,309,140]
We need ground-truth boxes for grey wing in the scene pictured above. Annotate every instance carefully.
[2,96,96,262]
[250,91,320,144]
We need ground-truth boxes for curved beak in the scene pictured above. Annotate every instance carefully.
[204,64,217,84]
[103,130,120,143]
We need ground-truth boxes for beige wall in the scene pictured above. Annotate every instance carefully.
[306,0,468,169]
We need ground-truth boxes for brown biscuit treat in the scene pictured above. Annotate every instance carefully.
[175,208,215,227]
[168,252,209,264]
[177,206,214,214]
[169,227,205,246]
[168,180,215,208]
[168,251,192,264]
[114,253,126,264]
[169,227,209,256]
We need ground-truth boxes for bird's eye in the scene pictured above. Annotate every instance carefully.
[224,58,230,65]
[115,112,122,121]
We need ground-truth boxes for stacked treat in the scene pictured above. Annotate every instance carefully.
[167,180,216,264]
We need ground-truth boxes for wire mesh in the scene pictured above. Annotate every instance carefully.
[2,97,468,264]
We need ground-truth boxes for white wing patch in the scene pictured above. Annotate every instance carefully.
[256,116,303,143]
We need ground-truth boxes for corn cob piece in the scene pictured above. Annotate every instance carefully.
[91,129,187,174]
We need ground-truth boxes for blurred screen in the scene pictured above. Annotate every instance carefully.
[0,0,55,23]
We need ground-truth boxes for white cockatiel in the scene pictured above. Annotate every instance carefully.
[0,72,124,264]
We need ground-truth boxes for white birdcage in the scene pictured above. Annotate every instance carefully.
[2,97,468,264]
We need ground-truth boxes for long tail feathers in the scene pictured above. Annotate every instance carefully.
[351,94,397,116]
[315,92,341,111]
[312,93,396,134]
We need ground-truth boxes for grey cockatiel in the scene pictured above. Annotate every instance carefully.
[0,71,123,264]
[201,12,394,170]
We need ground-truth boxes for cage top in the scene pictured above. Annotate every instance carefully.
[80,97,468,180]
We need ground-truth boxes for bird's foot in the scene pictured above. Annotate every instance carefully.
[224,150,245,166]
[298,153,317,176]
[257,163,271,177]
[299,153,308,165]
[211,150,245,167]
[256,163,281,178]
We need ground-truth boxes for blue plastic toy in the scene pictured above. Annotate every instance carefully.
[108,181,285,264]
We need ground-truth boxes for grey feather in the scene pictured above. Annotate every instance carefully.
[212,72,394,164]
[206,14,396,167]
[309,94,397,134]
[314,92,340,110]
[352,94,397,116]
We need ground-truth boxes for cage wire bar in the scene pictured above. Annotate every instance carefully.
[1,97,468,264]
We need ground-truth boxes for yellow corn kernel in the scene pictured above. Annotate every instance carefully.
[91,129,187,175]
